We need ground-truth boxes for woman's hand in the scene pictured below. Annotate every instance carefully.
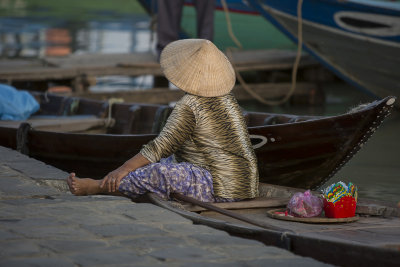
[100,166,131,192]
[100,153,151,193]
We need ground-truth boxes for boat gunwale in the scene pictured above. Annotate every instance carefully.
[14,95,395,136]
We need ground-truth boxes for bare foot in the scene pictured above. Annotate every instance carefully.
[67,173,104,196]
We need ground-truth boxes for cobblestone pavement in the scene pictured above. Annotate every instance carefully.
[0,146,330,266]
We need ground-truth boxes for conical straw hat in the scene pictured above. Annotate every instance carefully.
[160,39,236,97]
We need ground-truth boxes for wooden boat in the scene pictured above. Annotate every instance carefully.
[246,0,400,105]
[147,183,400,267]
[0,92,396,189]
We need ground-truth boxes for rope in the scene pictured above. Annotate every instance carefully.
[44,90,49,102]
[280,231,292,250]
[221,0,304,106]
[220,0,243,49]
[289,0,304,102]
[16,123,31,155]
[105,98,124,128]
[69,99,79,115]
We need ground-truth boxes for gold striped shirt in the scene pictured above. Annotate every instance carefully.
[140,93,259,199]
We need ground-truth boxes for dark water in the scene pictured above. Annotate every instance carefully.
[1,1,399,204]
[332,110,399,204]
[315,85,399,204]
[244,82,400,204]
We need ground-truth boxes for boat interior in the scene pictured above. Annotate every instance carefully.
[0,92,324,135]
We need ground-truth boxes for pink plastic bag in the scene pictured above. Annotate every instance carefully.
[287,190,323,217]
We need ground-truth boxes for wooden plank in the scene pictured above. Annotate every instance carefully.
[44,53,156,68]
[228,49,317,71]
[0,66,163,81]
[71,82,319,104]
[0,117,109,132]
[0,59,45,69]
[0,50,318,82]
[357,200,400,217]
[0,53,160,81]
[73,88,184,104]
[33,118,109,132]
[117,50,318,72]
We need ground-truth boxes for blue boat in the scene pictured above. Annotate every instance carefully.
[246,0,400,103]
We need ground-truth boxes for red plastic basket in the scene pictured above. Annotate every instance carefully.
[323,196,356,218]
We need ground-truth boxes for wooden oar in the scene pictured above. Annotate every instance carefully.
[171,193,291,233]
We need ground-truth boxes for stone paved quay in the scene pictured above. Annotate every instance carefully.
[0,146,330,266]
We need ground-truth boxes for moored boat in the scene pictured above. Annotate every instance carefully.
[246,0,400,104]
[147,183,400,267]
[0,92,396,189]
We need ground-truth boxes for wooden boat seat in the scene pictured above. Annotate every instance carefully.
[0,115,111,133]
[151,105,172,134]
[32,92,109,118]
[115,104,172,134]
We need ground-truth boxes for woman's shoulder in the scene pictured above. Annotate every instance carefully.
[175,94,196,108]
[178,94,207,107]
[177,93,239,113]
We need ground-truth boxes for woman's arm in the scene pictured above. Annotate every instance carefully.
[100,153,150,192]
[102,100,195,193]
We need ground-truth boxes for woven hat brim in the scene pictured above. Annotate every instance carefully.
[160,39,236,97]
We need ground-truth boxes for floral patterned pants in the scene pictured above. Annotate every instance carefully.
[118,156,235,203]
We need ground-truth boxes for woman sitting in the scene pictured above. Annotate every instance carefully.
[67,39,259,202]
